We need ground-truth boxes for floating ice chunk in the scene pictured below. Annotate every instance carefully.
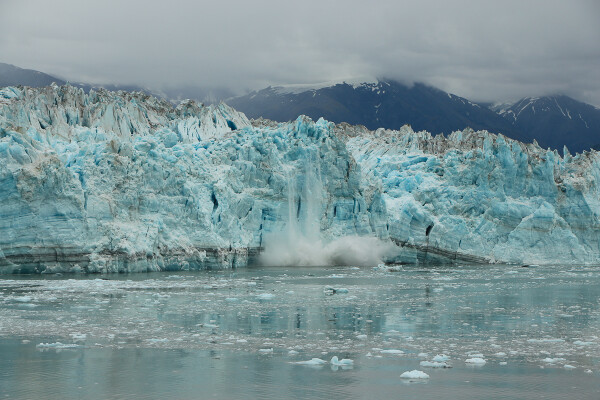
[294,358,327,365]
[418,353,429,358]
[527,338,565,343]
[258,348,273,354]
[494,352,507,357]
[465,357,486,365]
[330,356,354,366]
[225,297,239,302]
[36,342,83,349]
[400,370,430,379]
[468,353,484,358]
[257,293,275,300]
[499,362,508,365]
[585,369,593,374]
[70,333,87,341]
[324,286,349,295]
[236,339,247,343]
[288,350,299,355]
[146,338,169,343]
[380,349,404,355]
[432,354,450,362]
[356,334,368,340]
[573,340,593,346]
[420,361,451,368]
[541,358,566,363]
[564,365,576,369]
[13,296,32,302]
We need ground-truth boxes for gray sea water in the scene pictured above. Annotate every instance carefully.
[1,264,599,399]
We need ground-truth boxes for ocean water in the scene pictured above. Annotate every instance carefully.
[1,264,599,399]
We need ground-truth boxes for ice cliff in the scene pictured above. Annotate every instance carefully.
[0,85,599,273]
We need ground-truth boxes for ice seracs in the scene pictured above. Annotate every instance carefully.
[1,85,600,273]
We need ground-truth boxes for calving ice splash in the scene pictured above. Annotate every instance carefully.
[1,84,600,273]
[259,153,394,266]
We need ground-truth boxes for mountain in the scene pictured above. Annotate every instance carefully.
[493,95,600,153]
[229,79,600,153]
[228,79,526,141]
[2,85,600,272]
[0,62,233,104]
[0,62,66,87]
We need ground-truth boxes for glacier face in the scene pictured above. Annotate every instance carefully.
[0,85,599,273]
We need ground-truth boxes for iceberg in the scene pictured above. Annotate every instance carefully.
[1,85,599,273]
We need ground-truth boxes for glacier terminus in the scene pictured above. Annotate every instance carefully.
[1,84,599,273]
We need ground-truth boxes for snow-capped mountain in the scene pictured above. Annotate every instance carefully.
[228,79,524,141]
[1,85,600,273]
[229,79,600,153]
[492,95,600,153]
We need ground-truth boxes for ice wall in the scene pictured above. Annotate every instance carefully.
[340,123,600,265]
[0,85,382,272]
[1,85,599,273]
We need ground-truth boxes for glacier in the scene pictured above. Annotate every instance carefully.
[0,84,599,273]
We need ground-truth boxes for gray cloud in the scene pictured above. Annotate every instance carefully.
[1,0,599,105]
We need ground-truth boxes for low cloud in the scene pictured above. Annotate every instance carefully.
[1,0,599,104]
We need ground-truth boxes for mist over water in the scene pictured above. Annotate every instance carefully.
[259,234,395,267]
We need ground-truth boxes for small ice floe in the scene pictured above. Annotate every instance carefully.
[258,348,273,354]
[288,350,299,355]
[257,293,275,300]
[13,296,33,303]
[330,356,354,366]
[585,369,593,374]
[573,340,593,346]
[294,358,327,365]
[527,338,565,343]
[564,365,576,370]
[236,339,248,343]
[465,357,486,365]
[420,361,451,368]
[70,333,87,341]
[541,357,566,364]
[400,370,430,380]
[380,349,404,355]
[499,362,508,366]
[146,338,169,343]
[225,297,239,302]
[36,342,83,349]
[469,352,484,357]
[324,286,349,295]
[418,353,429,358]
[494,352,507,357]
[356,334,368,340]
[432,354,450,362]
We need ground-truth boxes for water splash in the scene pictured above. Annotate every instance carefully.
[260,154,394,267]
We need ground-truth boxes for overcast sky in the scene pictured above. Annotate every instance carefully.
[1,0,599,105]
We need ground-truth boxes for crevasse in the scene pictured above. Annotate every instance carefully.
[0,85,598,273]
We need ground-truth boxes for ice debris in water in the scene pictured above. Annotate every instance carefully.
[330,356,354,366]
[380,349,404,355]
[36,342,83,349]
[324,286,349,295]
[420,361,451,368]
[400,370,430,379]
[432,354,450,362]
[294,358,327,365]
[465,357,487,365]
